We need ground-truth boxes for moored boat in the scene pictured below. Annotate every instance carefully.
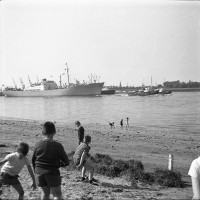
[159,88,172,95]
[101,87,115,95]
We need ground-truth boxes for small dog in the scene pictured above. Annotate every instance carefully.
[109,122,115,129]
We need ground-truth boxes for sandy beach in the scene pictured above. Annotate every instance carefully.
[0,117,198,199]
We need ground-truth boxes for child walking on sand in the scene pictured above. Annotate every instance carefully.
[73,135,97,185]
[32,121,69,200]
[0,142,36,200]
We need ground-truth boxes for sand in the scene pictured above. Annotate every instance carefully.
[0,117,198,199]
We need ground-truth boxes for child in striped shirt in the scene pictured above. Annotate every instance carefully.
[73,135,97,184]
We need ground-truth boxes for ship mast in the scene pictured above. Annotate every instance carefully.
[65,63,70,85]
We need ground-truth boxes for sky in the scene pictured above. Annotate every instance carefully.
[0,0,199,88]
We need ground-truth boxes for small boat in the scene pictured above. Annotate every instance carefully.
[101,87,115,95]
[159,88,172,95]
[128,91,138,96]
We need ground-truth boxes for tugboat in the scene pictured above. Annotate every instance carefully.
[159,88,172,95]
[101,87,115,95]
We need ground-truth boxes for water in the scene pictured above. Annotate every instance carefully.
[0,92,199,135]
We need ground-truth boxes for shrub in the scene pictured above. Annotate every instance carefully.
[94,163,122,177]
[112,159,130,172]
[104,165,122,177]
[67,151,184,188]
[94,164,108,175]
[153,169,184,188]
[93,153,113,165]
[126,160,144,171]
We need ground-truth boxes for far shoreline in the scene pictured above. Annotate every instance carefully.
[166,87,200,92]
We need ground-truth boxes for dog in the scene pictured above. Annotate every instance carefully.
[109,122,115,129]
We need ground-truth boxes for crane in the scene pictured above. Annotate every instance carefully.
[36,75,39,83]
[12,77,17,89]
[19,77,25,89]
[28,75,32,86]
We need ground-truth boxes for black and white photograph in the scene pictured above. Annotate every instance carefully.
[0,0,199,199]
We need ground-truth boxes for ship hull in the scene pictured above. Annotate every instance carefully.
[4,83,104,97]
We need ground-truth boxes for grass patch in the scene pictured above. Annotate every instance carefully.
[153,168,184,188]
[91,153,184,188]
[68,152,184,188]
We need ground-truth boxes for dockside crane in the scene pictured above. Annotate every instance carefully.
[19,77,25,89]
[28,75,32,86]
[12,77,17,89]
[36,75,39,83]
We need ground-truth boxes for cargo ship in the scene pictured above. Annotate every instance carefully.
[3,64,104,97]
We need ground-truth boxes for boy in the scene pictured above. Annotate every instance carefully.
[75,121,85,145]
[188,156,200,199]
[73,135,97,185]
[32,121,69,200]
[0,142,36,200]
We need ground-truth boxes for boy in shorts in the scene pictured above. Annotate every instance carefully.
[0,142,36,200]
[32,121,69,200]
[73,135,97,184]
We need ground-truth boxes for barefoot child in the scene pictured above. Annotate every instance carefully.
[73,135,97,185]
[0,142,36,200]
[32,121,69,200]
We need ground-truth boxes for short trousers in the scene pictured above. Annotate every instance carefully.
[73,157,86,166]
[35,173,61,187]
[0,172,20,186]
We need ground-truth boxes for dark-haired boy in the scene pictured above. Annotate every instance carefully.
[0,142,36,200]
[73,135,97,185]
[32,121,69,200]
[75,121,85,145]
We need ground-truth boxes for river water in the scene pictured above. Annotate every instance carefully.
[0,92,199,135]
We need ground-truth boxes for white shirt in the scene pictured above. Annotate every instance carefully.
[188,157,200,179]
[1,152,30,176]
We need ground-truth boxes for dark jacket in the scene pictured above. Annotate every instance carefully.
[32,139,69,175]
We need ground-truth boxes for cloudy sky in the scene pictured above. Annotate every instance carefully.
[0,0,199,88]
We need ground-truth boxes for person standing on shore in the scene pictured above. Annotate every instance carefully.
[75,121,85,145]
[0,142,36,200]
[188,156,200,199]
[126,117,129,130]
[32,121,69,200]
[120,119,123,129]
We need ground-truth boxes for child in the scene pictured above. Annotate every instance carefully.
[126,117,129,130]
[75,121,85,145]
[32,121,69,200]
[0,142,36,200]
[188,156,200,199]
[120,119,123,129]
[73,135,97,185]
